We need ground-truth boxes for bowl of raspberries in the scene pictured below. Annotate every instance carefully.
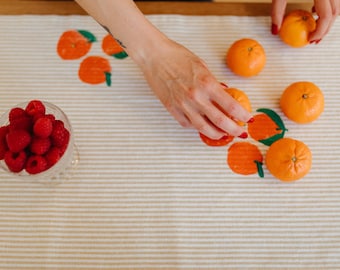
[0,100,78,183]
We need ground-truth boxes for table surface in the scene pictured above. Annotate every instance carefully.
[1,0,312,16]
[2,2,340,270]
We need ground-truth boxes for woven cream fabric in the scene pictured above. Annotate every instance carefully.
[0,14,340,269]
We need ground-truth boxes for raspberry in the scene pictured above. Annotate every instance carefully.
[25,100,46,117]
[0,126,9,160]
[6,130,31,153]
[30,137,51,155]
[9,107,27,122]
[51,120,70,147]
[33,117,53,138]
[25,155,48,174]
[4,150,27,173]
[45,146,61,167]
[9,115,32,131]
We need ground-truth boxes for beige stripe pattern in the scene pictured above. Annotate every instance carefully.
[0,14,340,269]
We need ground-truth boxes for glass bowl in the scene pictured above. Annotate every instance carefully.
[0,101,79,185]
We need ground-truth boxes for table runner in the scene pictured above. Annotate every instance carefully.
[0,14,340,269]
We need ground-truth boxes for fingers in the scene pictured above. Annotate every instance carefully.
[309,0,339,42]
[271,0,287,34]
[176,83,252,140]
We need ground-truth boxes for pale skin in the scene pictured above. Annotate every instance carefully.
[75,0,337,140]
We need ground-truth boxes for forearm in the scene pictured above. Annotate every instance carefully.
[75,0,167,65]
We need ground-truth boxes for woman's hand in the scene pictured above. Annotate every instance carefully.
[271,0,340,42]
[138,39,253,139]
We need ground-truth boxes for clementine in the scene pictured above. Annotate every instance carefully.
[78,56,112,86]
[102,34,128,59]
[265,138,312,182]
[227,142,264,177]
[279,9,316,48]
[220,84,252,126]
[226,38,266,77]
[280,81,324,124]
[248,108,287,146]
[57,30,96,60]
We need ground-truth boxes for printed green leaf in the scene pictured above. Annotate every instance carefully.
[256,108,287,134]
[113,51,128,59]
[255,160,264,178]
[105,72,112,87]
[259,132,284,146]
[78,30,97,43]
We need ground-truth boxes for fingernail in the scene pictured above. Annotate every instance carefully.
[310,40,317,44]
[220,82,228,89]
[312,6,316,13]
[247,117,255,123]
[238,132,248,139]
[316,39,322,44]
[271,23,279,35]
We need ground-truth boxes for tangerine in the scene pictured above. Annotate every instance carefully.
[279,9,316,48]
[78,56,112,86]
[57,30,96,60]
[102,34,128,59]
[265,137,312,182]
[220,84,252,126]
[280,81,324,124]
[226,38,266,77]
[227,142,264,177]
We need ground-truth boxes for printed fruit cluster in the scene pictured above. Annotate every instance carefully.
[0,100,70,175]
[57,30,128,86]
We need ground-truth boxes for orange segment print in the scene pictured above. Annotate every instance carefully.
[248,108,287,146]
[57,30,96,60]
[227,142,264,177]
[78,56,112,86]
[102,34,128,59]
[199,133,234,147]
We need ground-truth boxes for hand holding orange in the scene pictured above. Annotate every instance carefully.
[279,10,316,48]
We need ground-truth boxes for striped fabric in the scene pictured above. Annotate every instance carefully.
[0,14,340,269]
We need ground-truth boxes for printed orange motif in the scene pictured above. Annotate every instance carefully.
[226,38,266,77]
[265,138,312,182]
[279,10,316,48]
[227,142,264,177]
[102,34,128,59]
[57,30,96,60]
[78,56,112,86]
[199,133,234,147]
[248,108,287,146]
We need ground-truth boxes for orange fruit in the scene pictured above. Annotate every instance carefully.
[248,108,287,146]
[280,81,324,124]
[78,56,112,86]
[220,84,252,126]
[226,38,266,77]
[279,9,316,48]
[265,138,312,182]
[227,142,264,177]
[57,30,96,60]
[102,34,128,59]
[199,133,234,147]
